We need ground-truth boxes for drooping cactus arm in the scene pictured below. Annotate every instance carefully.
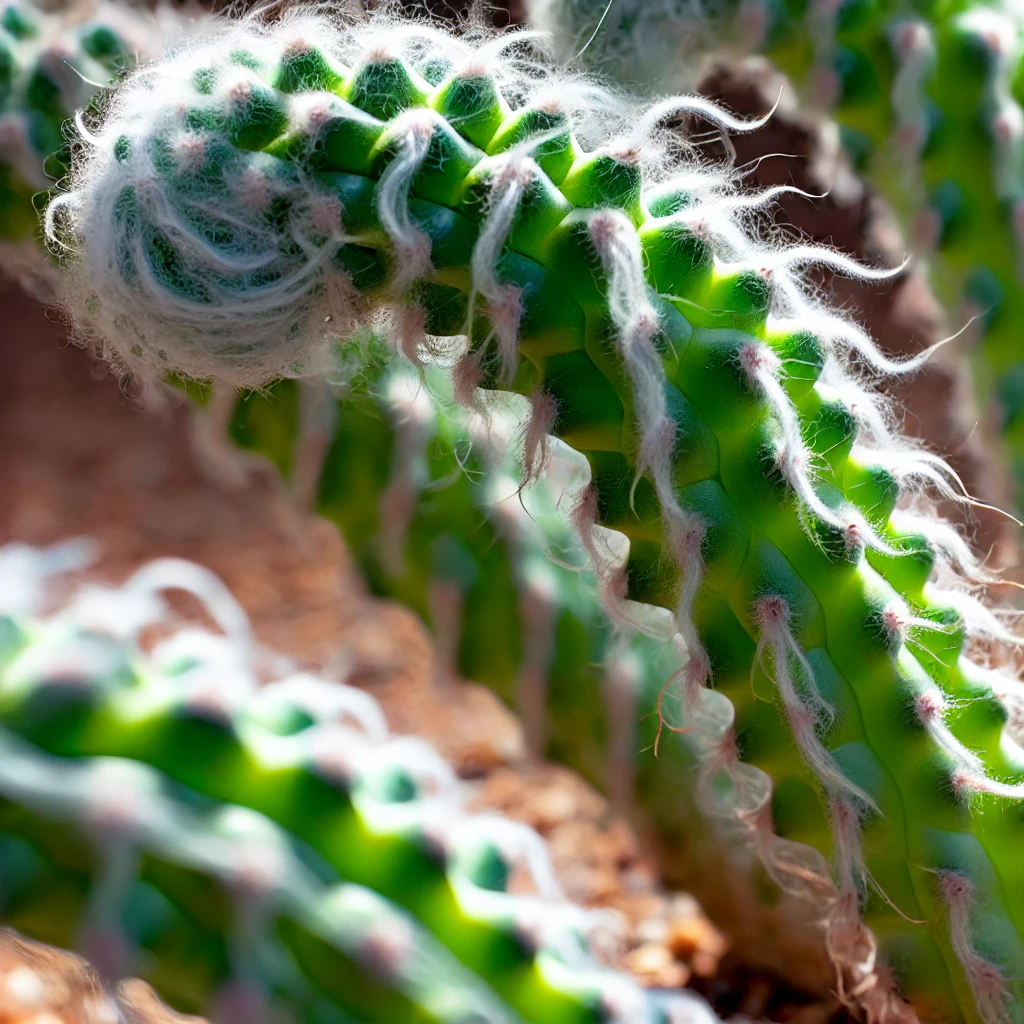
[40,10,1024,1022]
[0,730,530,1024]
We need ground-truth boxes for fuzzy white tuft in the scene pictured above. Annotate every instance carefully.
[467,158,534,384]
[587,208,710,708]
[377,112,436,294]
[939,872,1013,1024]
[753,595,878,813]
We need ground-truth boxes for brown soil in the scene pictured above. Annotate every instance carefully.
[0,932,201,1024]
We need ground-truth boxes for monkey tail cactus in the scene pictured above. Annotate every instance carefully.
[0,541,715,1024]
[40,7,1024,1022]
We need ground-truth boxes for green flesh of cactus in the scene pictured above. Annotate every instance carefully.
[531,0,1024,513]
[226,359,717,888]
[34,11,1024,1024]
[0,0,156,242]
[0,548,695,1024]
[0,737,528,1024]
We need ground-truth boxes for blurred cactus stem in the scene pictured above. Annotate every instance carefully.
[0,0,201,292]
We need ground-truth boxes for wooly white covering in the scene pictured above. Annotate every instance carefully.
[44,4,788,388]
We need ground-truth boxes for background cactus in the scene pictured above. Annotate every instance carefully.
[0,541,717,1024]
[3,3,733,949]
[0,0,193,291]
[35,8,1024,1022]
[528,0,1024,514]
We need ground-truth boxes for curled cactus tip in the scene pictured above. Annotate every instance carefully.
[43,5,850,387]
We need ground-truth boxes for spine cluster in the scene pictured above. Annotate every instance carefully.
[0,541,703,1024]
[40,10,1024,1023]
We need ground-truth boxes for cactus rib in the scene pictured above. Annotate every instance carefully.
[40,9,1024,1022]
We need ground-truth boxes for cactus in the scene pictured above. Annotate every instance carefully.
[0,736,542,1024]
[528,0,1024,512]
[0,0,821,995]
[0,0,193,290]
[0,541,716,1024]
[37,9,1024,1023]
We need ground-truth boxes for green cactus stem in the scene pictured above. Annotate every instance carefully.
[0,733,536,1024]
[0,0,198,290]
[41,9,1024,1022]
[529,0,1024,514]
